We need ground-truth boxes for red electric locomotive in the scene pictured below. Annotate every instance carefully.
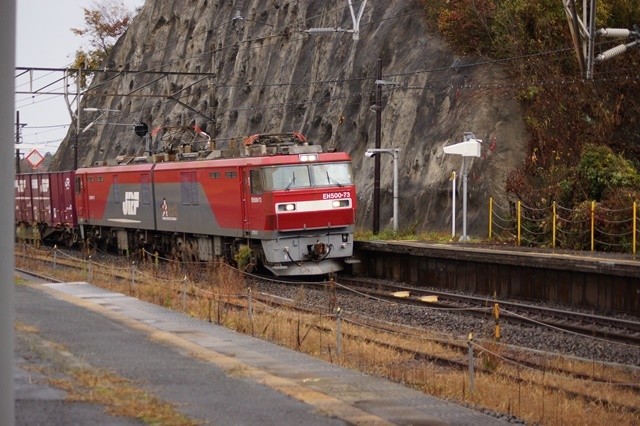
[74,132,358,276]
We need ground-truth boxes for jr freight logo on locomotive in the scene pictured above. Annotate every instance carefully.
[123,192,139,215]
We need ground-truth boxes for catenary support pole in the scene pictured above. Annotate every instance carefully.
[373,58,382,234]
[1,1,16,424]
[392,148,398,231]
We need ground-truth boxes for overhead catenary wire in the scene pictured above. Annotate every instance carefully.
[15,1,640,150]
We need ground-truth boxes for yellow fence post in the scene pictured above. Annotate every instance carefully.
[634,202,637,255]
[494,303,500,341]
[489,197,493,239]
[591,201,595,252]
[552,202,556,248]
[517,201,521,246]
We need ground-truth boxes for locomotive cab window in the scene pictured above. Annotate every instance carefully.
[311,162,353,187]
[262,165,311,190]
[262,162,352,191]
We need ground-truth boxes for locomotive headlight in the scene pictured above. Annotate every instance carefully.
[332,200,350,208]
[277,203,297,212]
[299,154,318,162]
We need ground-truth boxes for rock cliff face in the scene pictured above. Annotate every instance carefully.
[50,0,529,236]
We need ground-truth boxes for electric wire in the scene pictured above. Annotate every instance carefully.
[15,1,640,150]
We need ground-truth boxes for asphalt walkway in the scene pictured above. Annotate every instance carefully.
[14,276,508,425]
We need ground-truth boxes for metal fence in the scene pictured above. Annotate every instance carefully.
[488,198,638,253]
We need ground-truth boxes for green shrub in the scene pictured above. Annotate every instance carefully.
[577,144,640,201]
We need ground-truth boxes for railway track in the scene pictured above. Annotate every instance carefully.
[17,244,640,351]
[334,276,640,347]
[15,246,640,420]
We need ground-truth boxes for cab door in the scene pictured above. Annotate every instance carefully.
[242,168,264,236]
[242,170,252,235]
[74,173,88,223]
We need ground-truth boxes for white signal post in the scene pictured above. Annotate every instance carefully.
[365,148,401,232]
[443,132,482,242]
[451,171,456,238]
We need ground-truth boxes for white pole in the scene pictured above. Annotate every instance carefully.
[1,1,16,423]
[460,158,469,242]
[392,149,398,231]
[452,171,456,238]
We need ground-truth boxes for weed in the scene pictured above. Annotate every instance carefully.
[16,247,640,425]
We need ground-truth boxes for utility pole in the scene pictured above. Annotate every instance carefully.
[563,0,597,78]
[15,111,26,173]
[563,0,640,78]
[373,58,382,235]
[74,70,81,170]
[365,148,401,231]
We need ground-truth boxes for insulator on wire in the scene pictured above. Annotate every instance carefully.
[307,27,341,34]
[597,28,631,38]
[595,44,628,62]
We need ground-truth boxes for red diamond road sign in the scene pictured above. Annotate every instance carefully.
[25,149,44,168]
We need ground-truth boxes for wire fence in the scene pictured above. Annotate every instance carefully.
[15,243,638,361]
[14,243,640,422]
[489,198,638,253]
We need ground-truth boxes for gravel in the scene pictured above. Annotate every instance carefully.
[252,277,640,368]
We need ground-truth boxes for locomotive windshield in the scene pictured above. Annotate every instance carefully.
[262,162,353,190]
[311,162,353,187]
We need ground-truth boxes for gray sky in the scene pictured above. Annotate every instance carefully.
[15,0,143,157]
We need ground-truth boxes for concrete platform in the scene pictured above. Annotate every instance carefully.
[14,278,508,425]
[354,240,640,314]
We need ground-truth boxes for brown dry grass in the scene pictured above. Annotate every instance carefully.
[48,369,196,425]
[15,244,640,425]
[14,317,198,425]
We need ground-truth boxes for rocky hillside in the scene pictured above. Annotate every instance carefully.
[50,0,530,236]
